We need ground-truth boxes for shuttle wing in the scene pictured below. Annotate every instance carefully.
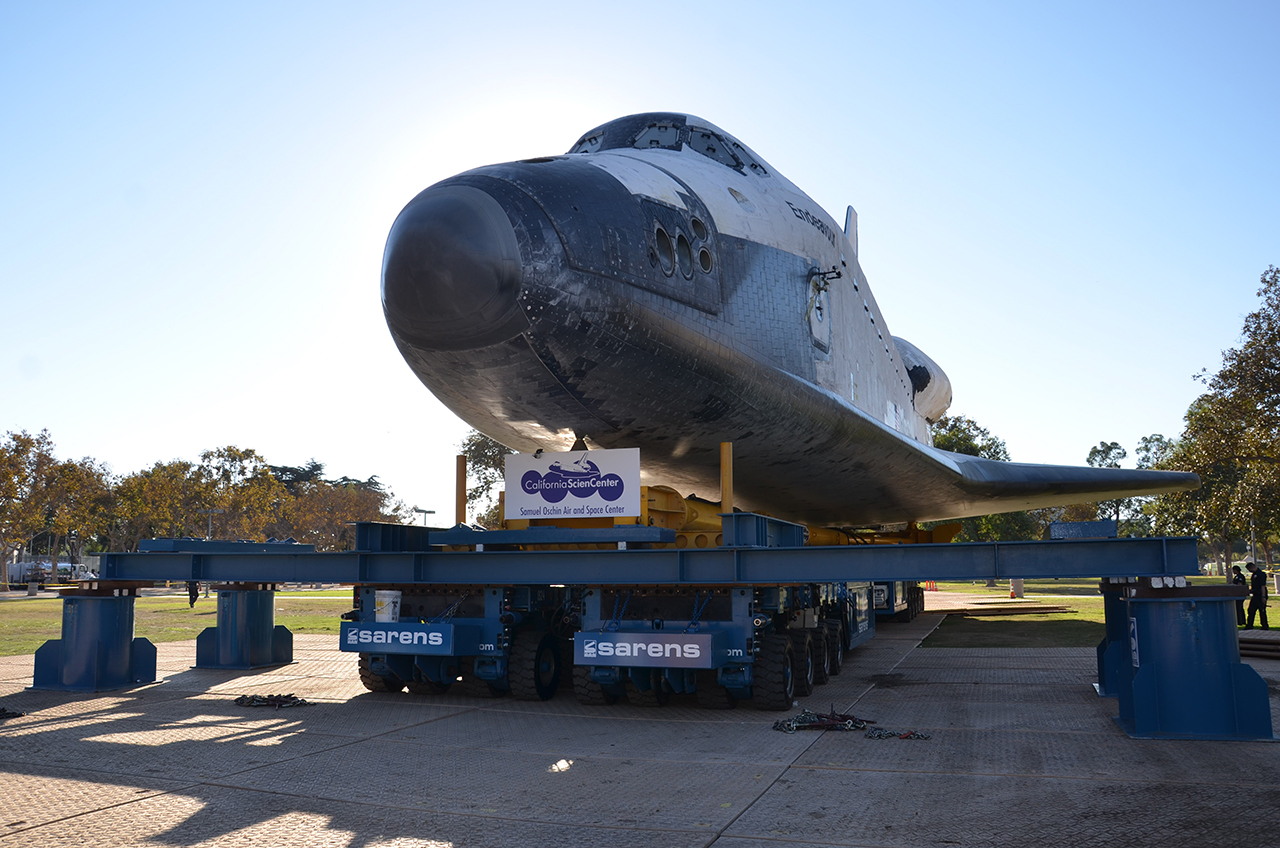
[745,366,1198,526]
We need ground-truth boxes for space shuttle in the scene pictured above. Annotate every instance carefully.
[381,112,1196,527]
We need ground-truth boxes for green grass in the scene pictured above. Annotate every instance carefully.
[923,608,1106,648]
[920,576,1230,647]
[922,579,1114,648]
[0,592,355,657]
[931,576,1224,597]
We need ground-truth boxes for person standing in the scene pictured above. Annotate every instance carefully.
[1245,562,1269,630]
[187,580,199,608]
[1232,564,1248,626]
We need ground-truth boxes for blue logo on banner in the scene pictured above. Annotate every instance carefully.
[521,456,624,504]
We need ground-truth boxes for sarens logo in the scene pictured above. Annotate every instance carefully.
[580,638,700,659]
[345,627,444,647]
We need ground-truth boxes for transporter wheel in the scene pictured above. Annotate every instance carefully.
[457,658,503,698]
[694,669,737,710]
[508,630,561,701]
[572,665,620,706]
[894,587,918,623]
[824,619,844,676]
[357,654,406,693]
[752,633,795,711]
[627,669,671,707]
[788,630,815,697]
[808,627,830,686]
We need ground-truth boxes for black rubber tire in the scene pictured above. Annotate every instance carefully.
[573,664,619,706]
[808,627,830,686]
[752,633,795,711]
[694,669,737,710]
[357,654,405,693]
[824,619,844,676]
[508,630,561,701]
[627,668,671,707]
[788,630,815,697]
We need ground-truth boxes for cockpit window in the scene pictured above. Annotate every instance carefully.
[688,127,740,168]
[567,114,770,177]
[731,141,768,176]
[570,133,603,154]
[632,123,681,151]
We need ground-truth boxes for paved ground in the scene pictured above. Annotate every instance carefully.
[1,610,1278,847]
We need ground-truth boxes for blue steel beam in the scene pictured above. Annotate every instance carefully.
[98,536,1198,586]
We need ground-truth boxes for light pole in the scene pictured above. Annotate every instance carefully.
[197,508,226,539]
[412,508,436,526]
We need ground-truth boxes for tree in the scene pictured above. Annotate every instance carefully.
[268,460,327,495]
[460,429,514,528]
[1154,396,1245,554]
[1117,433,1176,537]
[931,415,1010,461]
[1087,441,1127,525]
[1209,267,1280,441]
[265,460,406,550]
[0,431,111,581]
[0,430,59,557]
[41,458,113,562]
[1135,434,1174,470]
[0,432,413,555]
[108,460,212,550]
[1152,268,1280,566]
[328,475,384,492]
[196,447,286,541]
[1202,266,1280,566]
[1087,441,1125,469]
[1085,439,1170,537]
[0,432,113,564]
[928,415,1038,541]
[267,479,395,551]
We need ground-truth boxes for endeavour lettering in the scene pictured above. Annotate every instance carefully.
[785,200,838,247]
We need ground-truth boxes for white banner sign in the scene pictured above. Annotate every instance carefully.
[504,448,641,520]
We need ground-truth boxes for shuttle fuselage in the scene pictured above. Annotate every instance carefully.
[381,113,1195,525]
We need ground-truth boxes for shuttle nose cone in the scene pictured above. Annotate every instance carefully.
[382,184,529,351]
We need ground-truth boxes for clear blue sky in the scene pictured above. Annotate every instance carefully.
[2,1,1277,518]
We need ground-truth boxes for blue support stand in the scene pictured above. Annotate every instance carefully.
[1105,578,1273,740]
[195,583,293,669]
[32,589,157,692]
[1095,582,1131,697]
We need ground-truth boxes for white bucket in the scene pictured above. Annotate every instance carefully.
[374,590,401,622]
